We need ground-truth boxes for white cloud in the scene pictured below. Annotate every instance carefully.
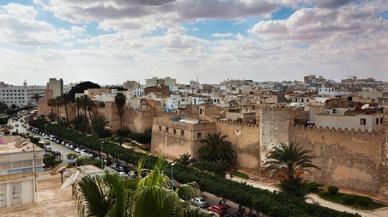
[211,33,235,38]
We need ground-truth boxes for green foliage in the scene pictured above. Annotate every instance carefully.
[177,153,193,166]
[117,127,131,138]
[72,115,90,132]
[43,154,61,168]
[48,112,57,122]
[198,132,235,167]
[31,119,361,217]
[67,153,79,160]
[0,102,9,114]
[232,170,250,179]
[114,93,126,128]
[320,191,384,210]
[91,115,110,138]
[192,159,228,177]
[303,182,323,194]
[264,142,319,197]
[76,157,103,169]
[328,186,339,195]
[0,116,9,125]
[68,81,101,101]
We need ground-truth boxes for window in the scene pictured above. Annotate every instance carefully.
[173,129,177,134]
[165,127,169,132]
[181,130,184,136]
[159,126,162,131]
[376,118,379,125]
[381,118,383,124]
[360,118,366,125]
[197,132,202,138]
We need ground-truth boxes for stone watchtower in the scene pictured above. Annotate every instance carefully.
[259,105,294,166]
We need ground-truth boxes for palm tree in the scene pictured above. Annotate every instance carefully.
[62,94,71,122]
[75,172,133,217]
[91,115,109,133]
[75,158,211,217]
[264,143,319,197]
[177,153,194,166]
[47,98,56,113]
[114,93,126,128]
[55,96,63,117]
[75,97,82,117]
[198,133,235,167]
[87,100,95,120]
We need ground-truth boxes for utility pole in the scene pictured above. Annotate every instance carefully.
[32,140,37,203]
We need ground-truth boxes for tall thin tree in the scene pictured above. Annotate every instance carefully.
[114,93,126,128]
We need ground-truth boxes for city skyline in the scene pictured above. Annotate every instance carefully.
[0,0,387,84]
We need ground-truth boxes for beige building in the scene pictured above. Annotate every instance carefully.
[46,78,63,98]
[0,136,44,208]
[151,118,216,159]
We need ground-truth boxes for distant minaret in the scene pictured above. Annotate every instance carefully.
[23,80,27,87]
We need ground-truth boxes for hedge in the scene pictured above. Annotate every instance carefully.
[30,118,360,217]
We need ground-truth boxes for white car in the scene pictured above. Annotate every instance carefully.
[80,151,93,158]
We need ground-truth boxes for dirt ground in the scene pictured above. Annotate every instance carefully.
[0,173,77,217]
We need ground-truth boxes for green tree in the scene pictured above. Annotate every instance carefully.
[91,115,110,138]
[55,96,63,117]
[0,102,9,114]
[75,158,211,217]
[114,93,126,128]
[75,97,82,117]
[198,133,235,167]
[264,143,319,197]
[62,93,71,122]
[87,100,95,120]
[177,153,194,166]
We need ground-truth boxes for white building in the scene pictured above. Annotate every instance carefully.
[0,136,44,208]
[0,81,45,107]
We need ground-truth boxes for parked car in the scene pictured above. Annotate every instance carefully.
[44,145,52,152]
[110,163,118,170]
[128,171,137,179]
[190,197,209,208]
[118,172,127,177]
[208,205,227,217]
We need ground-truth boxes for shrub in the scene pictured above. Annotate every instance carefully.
[328,186,339,195]
[304,182,323,193]
[232,170,250,179]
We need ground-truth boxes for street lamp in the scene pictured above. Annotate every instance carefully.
[100,142,104,170]
[171,162,176,179]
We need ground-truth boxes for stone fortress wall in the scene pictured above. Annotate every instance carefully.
[215,120,260,172]
[291,125,388,198]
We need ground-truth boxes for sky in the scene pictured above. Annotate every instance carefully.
[0,0,387,85]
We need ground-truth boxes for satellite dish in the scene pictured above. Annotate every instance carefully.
[361,104,369,109]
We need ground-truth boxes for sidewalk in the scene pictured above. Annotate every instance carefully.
[227,175,388,217]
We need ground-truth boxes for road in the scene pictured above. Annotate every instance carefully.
[8,118,76,160]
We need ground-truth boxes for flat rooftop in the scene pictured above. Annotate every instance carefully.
[0,136,42,155]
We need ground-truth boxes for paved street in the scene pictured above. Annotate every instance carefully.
[8,118,76,160]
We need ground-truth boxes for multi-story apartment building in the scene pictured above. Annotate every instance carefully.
[0,81,45,107]
[46,78,63,98]
[146,77,177,91]
[0,136,44,208]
